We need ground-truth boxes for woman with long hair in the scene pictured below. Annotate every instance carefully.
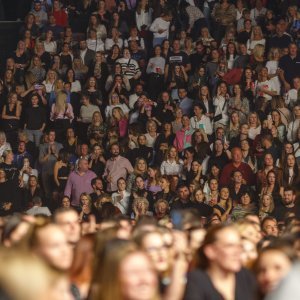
[65,68,82,93]
[72,57,88,83]
[87,13,107,40]
[167,64,188,101]
[91,239,159,300]
[282,153,299,188]
[27,55,46,83]
[2,92,21,150]
[43,30,57,55]
[111,107,129,139]
[258,193,275,220]
[247,111,261,140]
[213,81,230,129]
[88,51,109,94]
[70,234,96,300]
[106,44,121,72]
[145,166,162,198]
[87,111,106,144]
[185,224,256,300]
[260,170,284,206]
[227,111,240,140]
[160,146,183,176]
[228,84,249,124]
[126,157,148,193]
[86,28,105,52]
[246,25,265,54]
[50,91,74,142]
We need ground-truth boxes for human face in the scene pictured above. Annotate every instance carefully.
[55,211,81,244]
[182,116,190,128]
[120,252,158,300]
[194,106,202,117]
[123,49,131,59]
[241,193,251,206]
[29,176,37,187]
[262,195,271,207]
[195,189,204,203]
[168,147,177,159]
[156,202,168,218]
[62,197,70,208]
[211,165,220,177]
[191,161,201,172]
[80,195,90,206]
[35,225,73,271]
[178,89,187,99]
[209,179,218,191]
[206,228,242,273]
[232,149,242,163]
[264,154,274,167]
[267,172,276,185]
[78,159,89,172]
[215,140,223,153]
[48,131,56,143]
[117,179,126,191]
[143,233,169,273]
[283,190,295,206]
[289,44,298,57]
[178,187,190,201]
[159,178,169,190]
[262,220,278,236]
[111,145,120,157]
[137,159,146,172]
[220,188,229,200]
[256,250,292,295]
[287,155,295,167]
[138,135,146,145]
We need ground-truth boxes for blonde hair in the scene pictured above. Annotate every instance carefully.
[55,91,68,113]
[267,47,281,61]
[250,25,263,41]
[0,249,66,300]
[252,44,265,60]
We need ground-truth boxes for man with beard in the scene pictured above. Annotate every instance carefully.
[272,187,300,222]
[103,143,133,192]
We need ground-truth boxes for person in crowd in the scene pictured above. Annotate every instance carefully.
[0,2,300,299]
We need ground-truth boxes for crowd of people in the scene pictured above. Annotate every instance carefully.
[0,0,300,299]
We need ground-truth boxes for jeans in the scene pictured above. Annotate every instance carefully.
[26,129,43,147]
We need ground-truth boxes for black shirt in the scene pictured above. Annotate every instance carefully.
[25,106,46,130]
[184,268,257,300]
[278,54,300,85]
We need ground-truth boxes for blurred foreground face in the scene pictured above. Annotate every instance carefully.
[55,211,81,244]
[256,250,292,295]
[207,228,243,273]
[120,252,158,300]
[35,225,73,271]
[142,232,170,273]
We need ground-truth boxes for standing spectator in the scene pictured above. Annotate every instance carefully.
[39,129,63,201]
[103,143,133,192]
[64,158,96,208]
[24,93,46,147]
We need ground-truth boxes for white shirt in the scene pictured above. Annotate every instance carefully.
[190,115,213,135]
[287,119,300,142]
[160,159,183,176]
[248,125,261,140]
[86,38,104,52]
[104,38,123,51]
[285,89,299,108]
[150,17,170,39]
[255,79,276,101]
